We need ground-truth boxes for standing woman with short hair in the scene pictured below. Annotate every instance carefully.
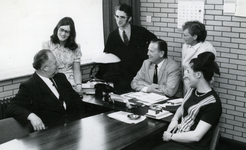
[42,17,82,94]
[181,21,216,95]
[153,52,221,150]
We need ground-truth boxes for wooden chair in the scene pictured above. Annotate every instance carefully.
[209,124,220,150]
[0,117,32,144]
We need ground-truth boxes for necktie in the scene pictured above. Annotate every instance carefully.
[50,78,58,90]
[153,65,158,84]
[123,30,129,46]
[49,78,65,108]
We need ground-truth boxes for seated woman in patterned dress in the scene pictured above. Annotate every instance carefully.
[42,17,82,94]
[152,52,221,150]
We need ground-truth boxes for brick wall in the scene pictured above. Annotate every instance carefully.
[0,64,96,99]
[140,0,246,143]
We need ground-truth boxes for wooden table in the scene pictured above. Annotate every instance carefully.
[0,112,167,150]
[82,94,173,122]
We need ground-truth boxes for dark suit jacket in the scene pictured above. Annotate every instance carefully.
[96,25,157,94]
[6,72,85,128]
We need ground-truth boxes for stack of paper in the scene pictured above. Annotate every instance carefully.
[121,92,169,106]
[161,98,183,107]
[161,98,183,112]
[146,109,173,119]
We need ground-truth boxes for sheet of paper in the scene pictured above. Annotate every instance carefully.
[177,0,204,28]
[224,0,236,13]
[235,0,246,17]
[167,98,184,104]
[107,111,146,124]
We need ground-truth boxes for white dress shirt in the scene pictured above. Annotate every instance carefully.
[141,59,165,92]
[36,73,66,109]
[119,25,131,43]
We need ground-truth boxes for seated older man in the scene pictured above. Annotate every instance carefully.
[131,39,182,98]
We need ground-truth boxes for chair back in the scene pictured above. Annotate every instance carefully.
[0,117,31,144]
[209,124,220,150]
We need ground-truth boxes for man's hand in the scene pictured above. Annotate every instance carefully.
[27,113,46,131]
[147,84,159,93]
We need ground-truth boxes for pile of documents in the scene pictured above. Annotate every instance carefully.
[121,92,169,106]
[146,104,173,119]
[161,98,184,112]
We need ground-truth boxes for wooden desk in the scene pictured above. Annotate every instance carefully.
[0,112,167,150]
[82,94,173,122]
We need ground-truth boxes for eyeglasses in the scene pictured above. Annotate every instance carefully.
[58,28,70,35]
[114,15,128,20]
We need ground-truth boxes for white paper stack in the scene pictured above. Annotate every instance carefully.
[146,109,173,119]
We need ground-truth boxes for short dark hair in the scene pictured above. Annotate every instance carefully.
[115,3,132,18]
[182,21,207,42]
[50,17,78,50]
[190,52,220,82]
[33,49,51,70]
[150,39,168,58]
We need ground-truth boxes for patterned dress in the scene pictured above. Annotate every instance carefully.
[42,40,82,86]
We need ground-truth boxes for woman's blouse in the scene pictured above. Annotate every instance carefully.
[182,41,216,95]
[182,41,216,69]
[42,40,82,85]
[177,88,222,149]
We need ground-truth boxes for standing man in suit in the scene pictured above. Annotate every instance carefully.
[96,3,157,94]
[131,39,182,98]
[7,49,86,131]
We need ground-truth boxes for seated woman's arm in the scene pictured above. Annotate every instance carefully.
[169,120,211,143]
[166,107,182,132]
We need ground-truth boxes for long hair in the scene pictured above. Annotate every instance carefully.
[190,52,220,82]
[50,17,78,51]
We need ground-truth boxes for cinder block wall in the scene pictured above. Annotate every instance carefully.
[140,0,246,143]
[0,64,96,99]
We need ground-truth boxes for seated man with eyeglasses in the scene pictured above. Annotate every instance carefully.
[96,3,157,94]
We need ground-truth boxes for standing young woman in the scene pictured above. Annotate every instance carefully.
[42,17,82,94]
[153,52,221,150]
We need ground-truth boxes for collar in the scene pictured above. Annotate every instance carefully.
[36,72,52,85]
[156,58,165,68]
[188,42,201,50]
[119,24,131,35]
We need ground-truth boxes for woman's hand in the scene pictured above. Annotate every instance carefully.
[163,131,172,141]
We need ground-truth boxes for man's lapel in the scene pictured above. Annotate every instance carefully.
[148,63,155,82]
[158,59,168,82]
[33,73,60,101]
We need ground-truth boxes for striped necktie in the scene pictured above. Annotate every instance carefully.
[123,30,129,46]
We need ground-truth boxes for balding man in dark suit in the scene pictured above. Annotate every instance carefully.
[7,49,86,131]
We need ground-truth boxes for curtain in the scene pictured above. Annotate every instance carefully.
[102,0,140,44]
